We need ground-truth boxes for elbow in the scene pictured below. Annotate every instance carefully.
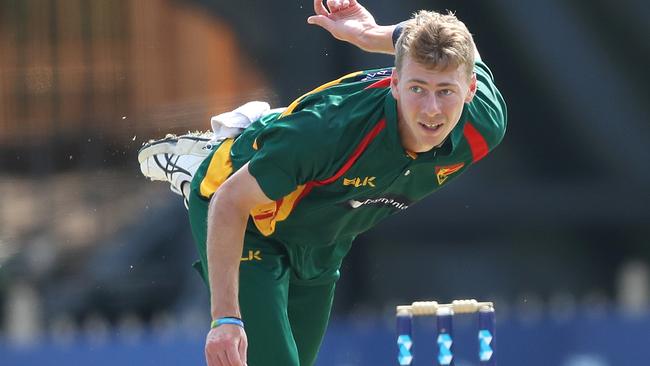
[207,163,273,221]
[209,184,250,220]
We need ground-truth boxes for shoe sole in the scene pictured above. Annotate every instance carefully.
[138,135,211,164]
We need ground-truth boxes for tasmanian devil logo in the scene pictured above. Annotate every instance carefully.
[435,163,465,185]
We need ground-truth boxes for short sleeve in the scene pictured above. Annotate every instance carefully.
[468,61,508,149]
[247,109,333,200]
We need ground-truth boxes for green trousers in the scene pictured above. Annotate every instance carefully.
[188,191,336,366]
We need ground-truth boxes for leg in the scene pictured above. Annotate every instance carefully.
[288,281,337,366]
[137,102,283,206]
[187,191,301,366]
[138,133,212,207]
[239,260,300,366]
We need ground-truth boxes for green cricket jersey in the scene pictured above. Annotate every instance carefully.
[191,61,506,283]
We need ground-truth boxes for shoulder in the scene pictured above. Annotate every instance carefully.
[250,68,392,158]
[244,70,392,199]
[466,60,508,150]
[265,68,393,144]
[280,67,394,116]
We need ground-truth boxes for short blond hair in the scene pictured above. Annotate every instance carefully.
[395,10,475,78]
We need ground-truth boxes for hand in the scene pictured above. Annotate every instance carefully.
[307,0,379,47]
[205,325,248,366]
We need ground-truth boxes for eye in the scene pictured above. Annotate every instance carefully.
[409,85,424,94]
[438,89,454,96]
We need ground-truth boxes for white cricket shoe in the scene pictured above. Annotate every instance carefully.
[138,132,213,207]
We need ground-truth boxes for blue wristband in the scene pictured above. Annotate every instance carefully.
[211,317,244,329]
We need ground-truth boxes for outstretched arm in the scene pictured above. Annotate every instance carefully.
[308,0,482,61]
[204,163,274,366]
[307,0,397,54]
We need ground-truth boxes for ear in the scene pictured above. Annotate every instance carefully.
[465,73,477,103]
[390,68,400,100]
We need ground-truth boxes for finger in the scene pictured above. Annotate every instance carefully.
[205,344,216,366]
[216,351,229,366]
[313,0,329,16]
[307,15,335,32]
[205,347,222,366]
[341,0,350,9]
[327,0,341,12]
[238,335,248,365]
[225,343,244,366]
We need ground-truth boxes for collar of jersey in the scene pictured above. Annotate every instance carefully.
[383,94,465,159]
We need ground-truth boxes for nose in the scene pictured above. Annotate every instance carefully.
[423,95,441,116]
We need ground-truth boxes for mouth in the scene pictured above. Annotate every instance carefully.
[418,122,444,132]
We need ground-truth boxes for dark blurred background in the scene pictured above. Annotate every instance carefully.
[1,0,648,365]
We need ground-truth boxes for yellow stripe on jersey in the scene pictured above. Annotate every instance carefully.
[250,184,308,236]
[199,139,234,198]
[280,71,363,118]
[197,137,308,236]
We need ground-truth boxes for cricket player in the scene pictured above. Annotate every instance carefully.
[138,1,507,365]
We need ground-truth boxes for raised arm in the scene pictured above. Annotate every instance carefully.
[307,0,396,54]
[307,0,482,61]
[204,163,273,366]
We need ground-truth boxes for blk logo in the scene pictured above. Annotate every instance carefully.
[241,250,262,261]
[343,176,376,187]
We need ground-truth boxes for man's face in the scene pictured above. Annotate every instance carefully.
[391,56,477,153]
